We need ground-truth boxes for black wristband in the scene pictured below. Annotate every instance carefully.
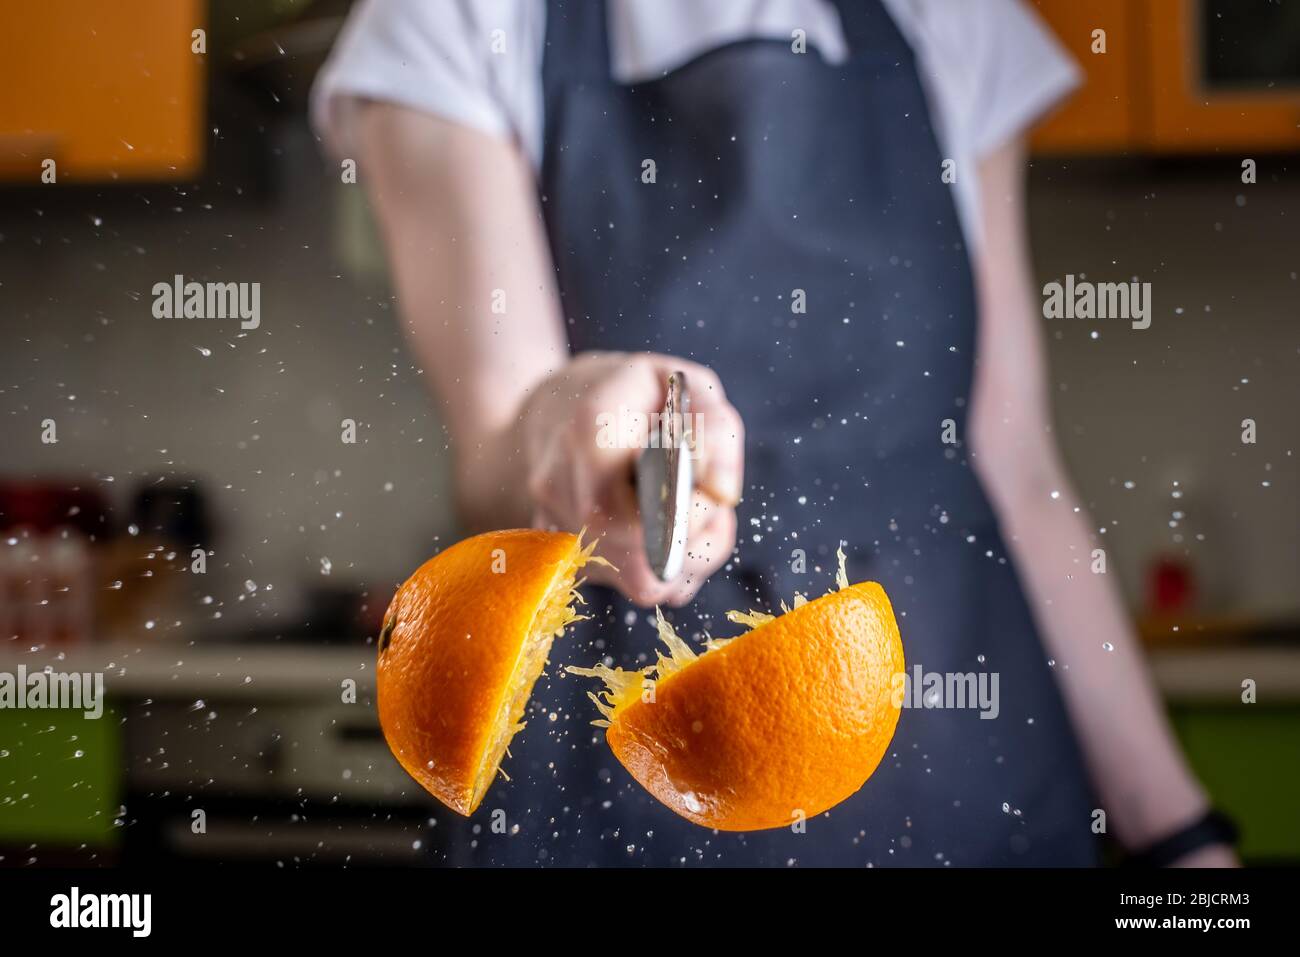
[1124,809,1239,868]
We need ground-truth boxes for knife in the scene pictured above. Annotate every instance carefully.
[636,371,693,582]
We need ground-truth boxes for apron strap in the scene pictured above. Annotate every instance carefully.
[828,0,916,62]
[542,0,612,83]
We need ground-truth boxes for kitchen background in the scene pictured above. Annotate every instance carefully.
[0,0,1297,865]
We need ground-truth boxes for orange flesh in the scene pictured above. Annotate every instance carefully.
[567,547,852,724]
[468,536,605,808]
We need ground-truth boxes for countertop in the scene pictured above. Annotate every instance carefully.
[2,641,1299,703]
[0,642,374,700]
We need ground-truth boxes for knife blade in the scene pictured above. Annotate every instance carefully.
[636,371,693,582]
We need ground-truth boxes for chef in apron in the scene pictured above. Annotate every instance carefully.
[313,0,1232,867]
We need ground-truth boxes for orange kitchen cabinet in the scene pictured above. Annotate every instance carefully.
[1144,0,1300,152]
[1032,0,1300,154]
[1030,0,1139,153]
[0,1,205,182]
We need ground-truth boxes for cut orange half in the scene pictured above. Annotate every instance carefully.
[568,551,905,832]
[376,529,601,815]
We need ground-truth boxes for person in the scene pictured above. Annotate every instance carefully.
[312,0,1237,866]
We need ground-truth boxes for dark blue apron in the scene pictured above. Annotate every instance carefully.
[440,0,1098,866]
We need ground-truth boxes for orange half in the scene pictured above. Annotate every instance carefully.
[569,551,905,831]
[376,529,601,815]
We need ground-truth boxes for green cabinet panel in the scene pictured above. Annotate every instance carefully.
[1170,706,1300,863]
[0,706,121,849]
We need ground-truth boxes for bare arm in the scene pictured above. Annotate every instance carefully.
[970,139,1232,863]
[355,101,568,530]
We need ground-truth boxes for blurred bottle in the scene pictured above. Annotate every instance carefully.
[0,481,107,647]
[48,529,94,645]
[1143,475,1232,620]
[1147,554,1196,616]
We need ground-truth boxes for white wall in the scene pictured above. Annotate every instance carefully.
[1030,160,1298,618]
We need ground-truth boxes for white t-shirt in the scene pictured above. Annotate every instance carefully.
[311,0,1079,247]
